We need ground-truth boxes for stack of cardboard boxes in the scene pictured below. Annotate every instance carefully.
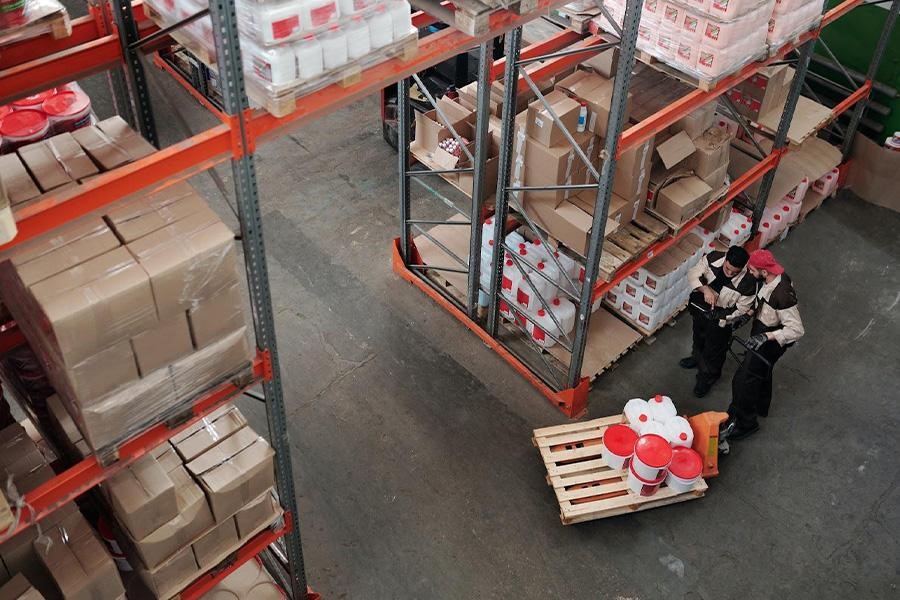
[725,65,792,124]
[0,423,125,599]
[0,182,252,452]
[98,404,279,598]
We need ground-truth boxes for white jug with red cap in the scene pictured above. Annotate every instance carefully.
[526,308,561,348]
[548,297,576,335]
[664,415,694,447]
[624,398,650,432]
[648,394,677,422]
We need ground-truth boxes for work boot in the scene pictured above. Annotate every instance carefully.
[693,375,718,398]
[679,356,698,369]
[720,420,759,441]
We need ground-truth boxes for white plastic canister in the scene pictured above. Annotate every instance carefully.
[648,394,677,422]
[664,415,694,447]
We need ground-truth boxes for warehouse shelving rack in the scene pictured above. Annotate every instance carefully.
[394,0,898,417]
[0,0,578,597]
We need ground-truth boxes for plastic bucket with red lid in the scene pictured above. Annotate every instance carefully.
[43,88,92,134]
[0,109,49,152]
[11,90,56,110]
[601,424,638,471]
[626,460,667,497]
[0,0,27,28]
[665,446,703,493]
[632,433,673,481]
[0,104,12,121]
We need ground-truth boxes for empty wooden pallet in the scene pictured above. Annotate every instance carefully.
[532,415,707,524]
[598,212,669,281]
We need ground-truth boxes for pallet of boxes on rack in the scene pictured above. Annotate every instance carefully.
[144,0,418,117]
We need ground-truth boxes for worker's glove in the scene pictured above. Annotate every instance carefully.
[730,314,752,331]
[746,333,769,350]
[703,307,727,321]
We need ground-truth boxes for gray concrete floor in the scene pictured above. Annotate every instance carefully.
[74,56,899,599]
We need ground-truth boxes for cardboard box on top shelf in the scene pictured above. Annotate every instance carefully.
[730,65,790,122]
[126,211,238,320]
[525,89,581,147]
[130,312,194,376]
[0,573,44,599]
[18,134,99,193]
[583,47,620,78]
[72,116,155,171]
[187,282,246,349]
[700,162,729,192]
[234,491,279,540]
[0,154,41,207]
[192,517,239,570]
[104,453,178,541]
[655,131,696,172]
[670,102,717,139]
[106,182,214,243]
[128,465,215,570]
[431,122,477,172]
[171,404,248,463]
[690,126,732,179]
[171,327,251,401]
[654,176,713,226]
[186,426,275,522]
[412,107,473,155]
[700,201,732,233]
[35,511,125,600]
[137,544,200,599]
[555,70,631,138]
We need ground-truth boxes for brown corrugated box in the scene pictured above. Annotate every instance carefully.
[153,443,183,474]
[130,312,194,376]
[655,176,713,226]
[557,70,631,138]
[525,195,618,256]
[700,162,729,191]
[104,453,178,541]
[171,327,251,401]
[35,510,124,600]
[848,132,900,213]
[131,466,214,569]
[171,404,247,463]
[106,182,213,243]
[234,491,279,540]
[525,90,581,147]
[200,556,282,599]
[613,132,655,202]
[669,102,716,139]
[186,427,275,522]
[47,393,86,457]
[72,116,155,171]
[689,126,732,178]
[0,573,44,599]
[127,214,237,320]
[0,155,40,207]
[18,133,99,193]
[584,47,620,78]
[137,545,200,599]
[62,339,139,400]
[14,226,120,287]
[192,517,239,570]
[655,131,695,171]
[3,217,107,266]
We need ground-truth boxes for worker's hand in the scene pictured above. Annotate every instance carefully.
[718,319,728,328]
[701,286,718,306]
[746,333,768,350]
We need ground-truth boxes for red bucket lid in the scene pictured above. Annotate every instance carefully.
[0,105,11,121]
[42,90,90,117]
[12,90,55,108]
[0,109,48,137]
[668,446,703,479]
[634,434,673,468]
[603,424,637,457]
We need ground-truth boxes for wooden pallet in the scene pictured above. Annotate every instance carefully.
[0,493,12,535]
[0,6,71,45]
[411,0,538,36]
[598,212,669,281]
[636,48,768,93]
[533,415,707,525]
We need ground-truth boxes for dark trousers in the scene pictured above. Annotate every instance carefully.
[691,313,732,385]
[729,340,787,428]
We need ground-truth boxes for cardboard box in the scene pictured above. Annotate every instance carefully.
[690,126,732,178]
[0,574,43,599]
[670,103,716,139]
[127,214,237,320]
[0,154,41,207]
[512,115,595,204]
[18,134,99,193]
[728,65,790,121]
[62,339,140,400]
[14,226,120,287]
[192,517,239,570]
[700,202,732,232]
[153,444,183,474]
[849,132,900,213]
[72,116,155,171]
[171,404,248,463]
[171,327,251,401]
[105,454,178,541]
[131,465,214,569]
[47,393,85,454]
[456,136,500,202]
[568,191,629,225]
[700,162,729,192]
[556,71,631,139]
[435,96,473,127]
[137,545,200,599]
[186,426,275,521]
[28,247,158,367]
[106,182,214,243]
[200,556,281,598]
[525,90,581,147]
[525,196,618,256]
[35,511,125,600]
[613,133,655,202]
[234,491,279,540]
[584,47,620,78]
[655,131,695,171]
[187,282,245,349]
[130,312,194,376]
[3,218,107,266]
[655,176,712,226]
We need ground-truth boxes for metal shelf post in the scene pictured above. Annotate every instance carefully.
[110,0,158,146]
[207,0,307,597]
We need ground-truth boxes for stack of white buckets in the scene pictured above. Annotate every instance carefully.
[478,219,579,349]
[601,395,705,497]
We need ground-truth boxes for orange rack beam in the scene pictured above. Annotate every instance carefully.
[0,351,269,540]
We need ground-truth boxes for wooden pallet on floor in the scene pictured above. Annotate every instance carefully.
[532,415,707,525]
[598,212,669,281]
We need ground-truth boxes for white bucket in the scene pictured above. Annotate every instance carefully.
[664,415,693,447]
[623,398,650,432]
[665,446,703,493]
[601,424,638,471]
[632,433,673,481]
[648,394,677,422]
[627,460,667,497]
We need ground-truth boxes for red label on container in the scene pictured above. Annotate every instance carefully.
[533,327,545,342]
[310,3,337,27]
[271,16,300,39]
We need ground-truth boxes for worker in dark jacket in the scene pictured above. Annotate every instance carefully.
[680,246,757,398]
[722,249,804,440]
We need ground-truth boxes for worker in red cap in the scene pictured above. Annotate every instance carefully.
[722,249,805,440]
[681,245,757,398]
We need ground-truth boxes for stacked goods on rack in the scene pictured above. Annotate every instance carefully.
[0,182,253,453]
[0,0,70,45]
[597,0,777,82]
[0,423,125,598]
[145,0,416,113]
[604,232,704,332]
[0,83,92,154]
[200,555,286,597]
[95,404,279,598]
[766,0,824,46]
[723,64,791,122]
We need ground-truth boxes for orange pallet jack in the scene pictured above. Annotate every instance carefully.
[688,411,729,478]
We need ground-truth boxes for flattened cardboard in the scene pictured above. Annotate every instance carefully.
[171,404,248,463]
[192,517,239,570]
[186,427,275,522]
[0,154,41,207]
[655,131,695,170]
[105,453,178,541]
[848,132,900,212]
[130,312,194,376]
[234,490,279,540]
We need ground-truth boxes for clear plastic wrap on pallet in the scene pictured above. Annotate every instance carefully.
[599,0,774,81]
[766,0,823,47]
[0,0,68,44]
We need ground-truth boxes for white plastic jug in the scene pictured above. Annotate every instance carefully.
[624,398,651,432]
[648,394,677,422]
[367,4,393,48]
[481,217,496,248]
[387,0,413,40]
[501,257,527,303]
[295,34,325,80]
[527,308,561,348]
[345,16,371,59]
[321,25,348,69]
[549,297,576,336]
[664,415,694,447]
[300,0,339,32]
[517,266,557,315]
[338,0,372,16]
[637,419,668,438]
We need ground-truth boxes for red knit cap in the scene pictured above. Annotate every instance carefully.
[748,249,784,275]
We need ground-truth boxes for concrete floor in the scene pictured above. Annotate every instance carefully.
[75,57,899,598]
